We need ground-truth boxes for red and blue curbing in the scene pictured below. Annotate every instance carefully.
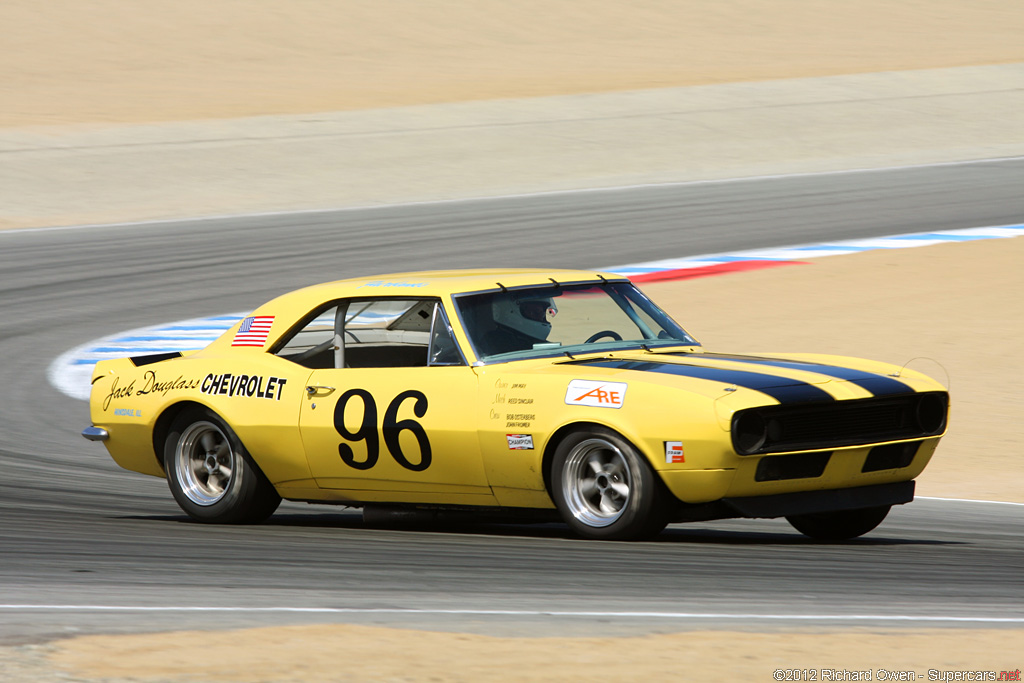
[50,224,1024,400]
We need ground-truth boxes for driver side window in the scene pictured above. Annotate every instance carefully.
[275,299,465,369]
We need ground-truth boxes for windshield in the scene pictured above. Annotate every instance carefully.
[454,281,699,362]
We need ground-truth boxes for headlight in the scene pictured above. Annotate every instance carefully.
[915,393,948,434]
[732,411,767,455]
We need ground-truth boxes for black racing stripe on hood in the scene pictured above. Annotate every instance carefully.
[680,353,914,397]
[576,359,834,405]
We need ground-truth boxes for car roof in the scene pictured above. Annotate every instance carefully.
[265,268,629,308]
[202,269,634,355]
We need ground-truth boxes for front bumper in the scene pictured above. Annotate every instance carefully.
[722,480,914,518]
[671,481,915,523]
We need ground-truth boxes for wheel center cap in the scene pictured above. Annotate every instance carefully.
[205,455,218,473]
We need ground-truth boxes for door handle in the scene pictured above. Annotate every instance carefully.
[305,385,336,396]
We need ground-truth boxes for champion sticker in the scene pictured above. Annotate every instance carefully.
[506,434,534,450]
[565,380,627,408]
[665,441,685,464]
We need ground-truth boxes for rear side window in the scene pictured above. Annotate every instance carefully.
[275,298,465,369]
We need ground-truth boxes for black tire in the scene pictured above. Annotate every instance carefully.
[163,407,281,523]
[551,427,670,541]
[786,505,891,541]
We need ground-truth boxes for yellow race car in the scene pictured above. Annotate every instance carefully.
[82,269,949,541]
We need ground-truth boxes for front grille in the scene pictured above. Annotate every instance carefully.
[780,403,903,443]
[755,452,831,481]
[862,442,919,472]
[732,391,948,455]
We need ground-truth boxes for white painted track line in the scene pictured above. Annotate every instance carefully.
[1,605,1021,623]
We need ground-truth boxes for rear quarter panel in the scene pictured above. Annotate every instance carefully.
[89,353,315,486]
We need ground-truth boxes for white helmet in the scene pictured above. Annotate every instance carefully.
[492,294,558,340]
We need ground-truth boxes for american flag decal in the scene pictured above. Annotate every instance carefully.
[232,316,274,347]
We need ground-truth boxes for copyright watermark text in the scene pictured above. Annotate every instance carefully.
[772,669,1021,681]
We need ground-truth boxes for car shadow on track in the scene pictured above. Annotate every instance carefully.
[129,510,960,546]
[654,526,957,546]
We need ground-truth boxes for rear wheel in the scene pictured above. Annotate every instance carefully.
[551,427,670,540]
[163,408,281,523]
[786,505,891,541]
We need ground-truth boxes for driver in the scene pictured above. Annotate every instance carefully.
[483,293,558,354]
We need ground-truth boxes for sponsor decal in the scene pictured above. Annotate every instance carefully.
[494,379,534,405]
[506,413,534,428]
[232,316,275,347]
[665,441,685,464]
[102,371,203,411]
[103,377,135,410]
[201,373,288,401]
[113,407,141,417]
[565,380,627,408]
[506,434,534,450]
[135,371,203,398]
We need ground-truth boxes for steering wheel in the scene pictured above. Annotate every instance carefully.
[583,330,623,344]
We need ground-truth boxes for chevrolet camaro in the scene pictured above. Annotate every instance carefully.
[82,269,949,540]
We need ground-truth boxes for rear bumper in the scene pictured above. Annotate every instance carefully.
[81,426,109,442]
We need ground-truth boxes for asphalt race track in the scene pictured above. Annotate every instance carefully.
[2,159,1023,644]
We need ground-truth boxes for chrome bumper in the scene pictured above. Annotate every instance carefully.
[81,426,109,442]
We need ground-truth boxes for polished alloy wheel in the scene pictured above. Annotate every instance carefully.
[561,438,633,527]
[174,421,234,506]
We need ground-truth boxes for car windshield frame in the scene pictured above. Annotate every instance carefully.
[452,280,700,364]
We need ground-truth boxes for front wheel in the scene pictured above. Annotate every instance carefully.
[551,427,670,540]
[786,505,891,541]
[163,408,281,523]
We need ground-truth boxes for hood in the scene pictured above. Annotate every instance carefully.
[560,350,916,404]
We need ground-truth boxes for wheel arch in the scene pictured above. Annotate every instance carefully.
[152,400,214,473]
[541,421,649,499]
[158,401,282,523]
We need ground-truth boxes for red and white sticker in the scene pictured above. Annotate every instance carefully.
[506,434,534,450]
[665,441,685,464]
[564,380,627,409]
